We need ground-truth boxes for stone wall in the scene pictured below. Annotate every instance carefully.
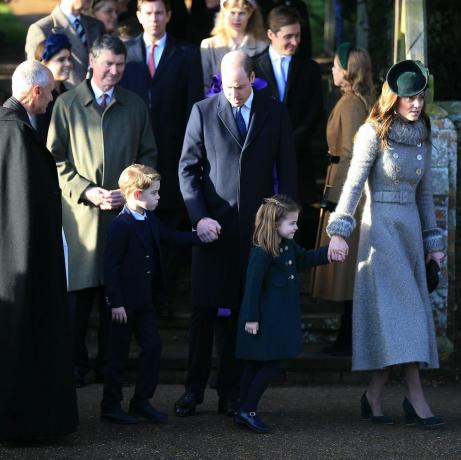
[428,102,459,363]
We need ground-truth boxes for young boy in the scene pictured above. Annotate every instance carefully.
[101,164,214,424]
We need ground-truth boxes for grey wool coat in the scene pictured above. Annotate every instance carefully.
[327,118,444,371]
[47,81,157,291]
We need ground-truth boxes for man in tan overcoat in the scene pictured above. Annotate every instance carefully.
[25,0,105,86]
[48,35,157,386]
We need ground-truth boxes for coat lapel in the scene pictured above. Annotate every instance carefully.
[242,92,268,150]
[217,93,242,148]
[257,50,278,97]
[52,6,87,57]
[153,36,177,81]
[284,53,301,101]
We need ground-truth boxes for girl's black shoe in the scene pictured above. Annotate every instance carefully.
[402,397,445,428]
[361,392,394,425]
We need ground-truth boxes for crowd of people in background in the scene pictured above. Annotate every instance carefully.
[0,0,445,442]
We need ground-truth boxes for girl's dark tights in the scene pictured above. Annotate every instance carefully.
[239,360,281,412]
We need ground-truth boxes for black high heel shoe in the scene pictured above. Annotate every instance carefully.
[402,397,445,428]
[361,392,394,425]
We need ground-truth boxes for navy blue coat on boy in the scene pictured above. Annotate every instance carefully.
[102,206,201,414]
[236,241,329,361]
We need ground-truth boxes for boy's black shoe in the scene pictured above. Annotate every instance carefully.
[218,396,239,416]
[234,411,269,433]
[101,406,139,424]
[174,391,202,417]
[129,402,168,423]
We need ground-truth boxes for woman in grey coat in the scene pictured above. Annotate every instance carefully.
[327,60,445,427]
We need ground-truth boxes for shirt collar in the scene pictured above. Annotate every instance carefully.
[60,5,80,24]
[127,207,147,220]
[240,90,254,111]
[143,32,167,50]
[90,79,115,101]
[268,45,292,61]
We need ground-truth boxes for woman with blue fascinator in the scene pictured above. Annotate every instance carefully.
[312,43,375,357]
[34,33,73,143]
[327,59,445,428]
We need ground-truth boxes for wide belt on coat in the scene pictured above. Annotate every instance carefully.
[372,190,415,204]
[327,153,340,164]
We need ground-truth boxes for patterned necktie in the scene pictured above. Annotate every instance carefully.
[235,107,247,143]
[148,44,157,78]
[74,17,86,46]
[100,93,108,112]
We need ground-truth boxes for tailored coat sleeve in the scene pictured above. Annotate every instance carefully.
[159,221,202,247]
[178,103,210,225]
[277,105,298,199]
[47,97,93,204]
[416,143,444,252]
[104,219,130,308]
[326,123,379,238]
[239,247,272,323]
[135,102,158,168]
[329,99,368,204]
[293,62,323,147]
[293,243,329,270]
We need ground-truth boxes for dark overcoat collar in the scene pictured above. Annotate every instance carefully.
[3,97,31,126]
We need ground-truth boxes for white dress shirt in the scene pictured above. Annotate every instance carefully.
[143,33,167,69]
[90,79,115,107]
[268,46,292,101]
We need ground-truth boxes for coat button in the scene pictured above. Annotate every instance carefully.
[416,168,422,175]
[280,248,283,253]
[145,254,150,258]
[287,260,293,265]
[285,246,288,250]
[289,274,294,280]
[417,154,423,160]
[393,153,399,159]
[417,143,422,147]
[394,180,399,184]
[396,166,401,172]
[146,270,151,274]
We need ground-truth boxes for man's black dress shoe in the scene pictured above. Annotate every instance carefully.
[218,397,239,416]
[174,391,202,417]
[129,402,168,423]
[234,411,269,433]
[101,406,139,424]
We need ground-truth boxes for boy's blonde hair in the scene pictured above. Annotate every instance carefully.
[118,164,161,198]
[253,195,300,257]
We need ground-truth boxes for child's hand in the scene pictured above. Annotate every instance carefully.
[245,321,259,335]
[328,235,348,262]
[112,306,127,323]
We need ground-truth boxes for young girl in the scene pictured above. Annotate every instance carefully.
[234,195,340,433]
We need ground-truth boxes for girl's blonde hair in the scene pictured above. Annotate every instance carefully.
[338,47,375,111]
[253,195,300,257]
[366,81,430,149]
[211,0,266,45]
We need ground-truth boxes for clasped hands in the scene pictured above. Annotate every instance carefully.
[196,217,221,243]
[84,186,125,211]
[328,235,349,262]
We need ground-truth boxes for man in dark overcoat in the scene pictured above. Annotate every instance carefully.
[0,61,78,441]
[120,0,203,315]
[175,50,297,416]
[252,6,323,207]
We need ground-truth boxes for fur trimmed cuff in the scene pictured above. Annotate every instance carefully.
[326,213,356,239]
[423,228,445,252]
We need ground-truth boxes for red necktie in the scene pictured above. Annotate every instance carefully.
[100,93,108,111]
[148,44,157,78]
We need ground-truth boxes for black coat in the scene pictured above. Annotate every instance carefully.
[104,206,201,310]
[253,48,323,203]
[121,34,204,210]
[179,91,297,308]
[0,98,78,440]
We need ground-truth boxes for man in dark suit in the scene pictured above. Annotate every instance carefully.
[175,50,297,417]
[25,0,105,86]
[0,61,78,440]
[253,5,323,244]
[120,0,203,315]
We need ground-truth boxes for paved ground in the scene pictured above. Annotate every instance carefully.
[1,383,461,459]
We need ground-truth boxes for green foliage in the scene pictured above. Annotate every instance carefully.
[306,0,325,55]
[0,4,27,47]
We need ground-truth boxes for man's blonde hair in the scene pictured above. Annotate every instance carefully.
[118,164,161,198]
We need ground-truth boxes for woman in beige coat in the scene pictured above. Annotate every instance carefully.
[311,44,374,355]
[200,0,267,95]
